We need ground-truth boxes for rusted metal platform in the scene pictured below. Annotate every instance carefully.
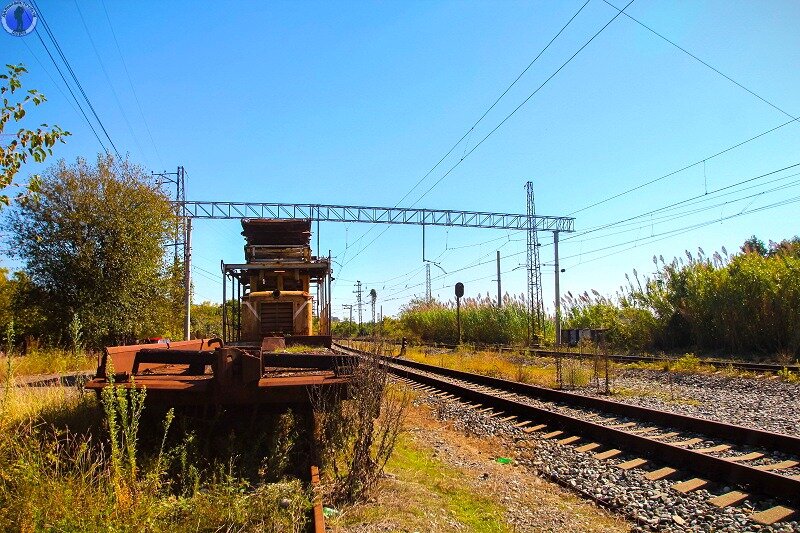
[86,338,353,406]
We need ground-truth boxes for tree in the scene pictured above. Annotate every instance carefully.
[0,64,70,207]
[6,155,177,346]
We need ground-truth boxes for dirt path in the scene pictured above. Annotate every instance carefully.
[329,400,630,532]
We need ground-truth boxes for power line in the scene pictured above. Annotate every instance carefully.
[408,0,636,208]
[602,0,797,121]
[338,0,597,265]
[342,0,635,267]
[99,0,164,169]
[73,0,146,163]
[19,36,81,117]
[32,28,108,154]
[31,0,121,158]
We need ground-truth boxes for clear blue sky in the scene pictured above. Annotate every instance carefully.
[3,0,800,319]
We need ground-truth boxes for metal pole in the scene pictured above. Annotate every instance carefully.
[183,218,192,340]
[222,268,227,343]
[456,297,461,344]
[496,250,501,307]
[554,230,561,347]
[327,250,332,333]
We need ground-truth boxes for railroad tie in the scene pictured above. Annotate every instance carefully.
[523,424,548,434]
[485,411,505,419]
[726,451,764,462]
[670,437,703,447]
[557,436,581,445]
[594,448,622,460]
[694,444,731,454]
[499,415,517,423]
[708,491,749,508]
[616,458,648,470]
[644,467,677,481]
[750,506,797,526]
[651,431,680,440]
[754,460,799,471]
[575,442,602,453]
[671,478,709,493]
[608,421,637,429]
[514,420,533,428]
[541,430,564,439]
[628,426,658,435]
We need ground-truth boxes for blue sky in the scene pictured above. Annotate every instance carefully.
[3,0,800,318]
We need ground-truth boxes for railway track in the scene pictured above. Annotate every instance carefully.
[334,341,800,528]
[343,337,800,373]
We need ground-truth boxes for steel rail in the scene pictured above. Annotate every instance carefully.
[339,337,800,373]
[333,342,800,502]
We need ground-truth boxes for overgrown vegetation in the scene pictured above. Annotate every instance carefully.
[313,344,410,506]
[563,236,800,356]
[0,63,70,207]
[0,376,313,531]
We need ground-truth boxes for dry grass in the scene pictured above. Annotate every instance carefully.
[0,347,96,379]
[0,380,312,532]
[328,401,629,532]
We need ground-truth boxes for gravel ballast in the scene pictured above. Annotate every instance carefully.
[414,386,800,533]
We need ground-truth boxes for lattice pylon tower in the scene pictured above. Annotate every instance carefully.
[526,181,545,343]
[425,262,432,301]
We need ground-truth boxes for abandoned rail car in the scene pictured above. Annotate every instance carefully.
[221,218,333,348]
[86,219,350,406]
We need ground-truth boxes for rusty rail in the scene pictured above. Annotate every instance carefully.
[333,341,800,503]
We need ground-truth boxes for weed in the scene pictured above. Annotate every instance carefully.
[778,367,800,383]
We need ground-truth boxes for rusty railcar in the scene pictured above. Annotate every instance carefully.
[222,219,332,348]
[86,219,348,407]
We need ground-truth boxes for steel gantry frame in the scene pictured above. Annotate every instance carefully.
[182,201,574,232]
[177,198,575,346]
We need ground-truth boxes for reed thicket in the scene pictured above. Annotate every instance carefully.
[394,237,799,357]
[564,237,800,356]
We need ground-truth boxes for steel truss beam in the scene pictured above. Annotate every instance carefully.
[180,201,574,232]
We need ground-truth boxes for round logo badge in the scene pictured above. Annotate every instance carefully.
[2,2,37,37]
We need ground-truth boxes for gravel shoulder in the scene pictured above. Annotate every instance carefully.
[577,369,800,436]
[328,395,630,532]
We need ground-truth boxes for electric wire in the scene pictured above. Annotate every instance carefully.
[99,0,165,169]
[603,0,798,122]
[31,0,121,158]
[342,0,635,268]
[32,28,108,154]
[337,0,597,265]
[73,0,147,163]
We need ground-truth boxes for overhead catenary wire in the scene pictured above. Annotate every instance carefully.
[31,0,121,158]
[342,0,636,269]
[99,0,165,169]
[73,0,147,164]
[378,163,800,303]
[565,161,800,241]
